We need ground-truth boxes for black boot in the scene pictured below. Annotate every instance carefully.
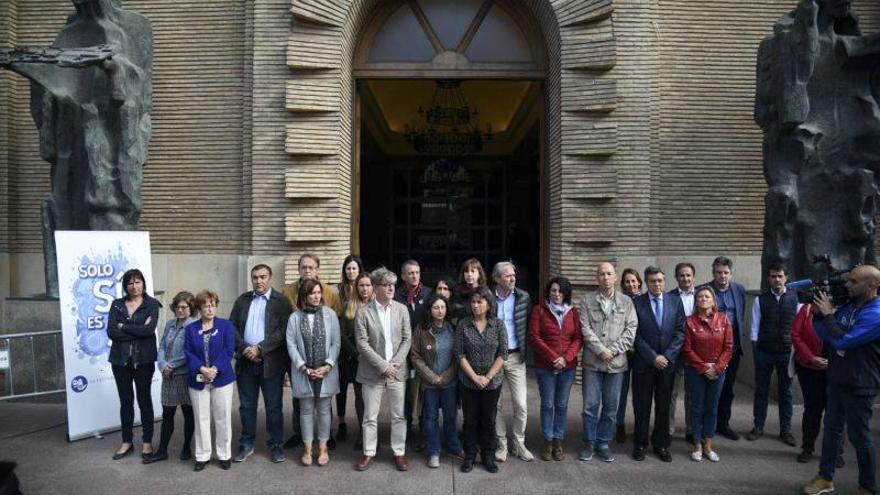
[337,422,347,442]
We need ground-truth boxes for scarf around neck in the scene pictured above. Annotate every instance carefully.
[547,300,572,329]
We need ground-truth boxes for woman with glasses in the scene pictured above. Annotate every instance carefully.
[144,291,198,464]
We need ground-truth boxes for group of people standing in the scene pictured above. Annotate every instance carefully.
[103,254,879,494]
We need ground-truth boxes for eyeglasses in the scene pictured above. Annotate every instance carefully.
[174,305,190,311]
[201,304,217,309]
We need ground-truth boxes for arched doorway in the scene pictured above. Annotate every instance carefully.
[353,0,547,293]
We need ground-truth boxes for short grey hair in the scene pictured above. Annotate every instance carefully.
[492,261,516,281]
[370,267,398,287]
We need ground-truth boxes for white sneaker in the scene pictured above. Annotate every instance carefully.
[514,442,534,462]
[690,451,702,462]
[427,455,440,468]
[705,450,719,462]
[495,444,508,462]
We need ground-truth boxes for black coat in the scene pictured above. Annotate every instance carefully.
[229,288,294,378]
[107,295,161,366]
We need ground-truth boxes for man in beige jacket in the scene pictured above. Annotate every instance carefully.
[354,267,412,472]
[579,262,638,463]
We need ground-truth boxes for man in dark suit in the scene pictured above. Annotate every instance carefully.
[631,266,685,462]
[701,256,747,441]
[229,264,294,464]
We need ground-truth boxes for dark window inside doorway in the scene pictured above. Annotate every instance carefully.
[358,80,541,295]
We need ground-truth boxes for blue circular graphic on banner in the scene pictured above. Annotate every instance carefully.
[71,375,88,393]
[69,250,131,359]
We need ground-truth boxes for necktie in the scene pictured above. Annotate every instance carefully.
[653,297,663,325]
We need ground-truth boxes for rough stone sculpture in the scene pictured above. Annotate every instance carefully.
[755,0,880,283]
[0,0,152,297]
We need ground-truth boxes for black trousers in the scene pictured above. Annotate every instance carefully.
[157,405,194,454]
[632,367,675,449]
[461,386,501,460]
[716,352,741,428]
[335,356,364,427]
[796,364,827,453]
[112,362,156,443]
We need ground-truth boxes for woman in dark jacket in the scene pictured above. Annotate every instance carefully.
[334,255,364,443]
[144,291,198,464]
[184,290,237,471]
[411,293,464,468]
[528,276,583,461]
[433,276,464,327]
[339,272,373,449]
[107,268,161,461]
[616,267,643,443]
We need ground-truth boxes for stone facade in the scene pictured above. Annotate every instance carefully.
[2,0,880,301]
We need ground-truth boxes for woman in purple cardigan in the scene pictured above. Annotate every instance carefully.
[184,289,236,472]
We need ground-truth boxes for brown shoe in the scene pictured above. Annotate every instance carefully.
[394,455,410,471]
[355,455,373,471]
[540,440,553,461]
[551,439,565,461]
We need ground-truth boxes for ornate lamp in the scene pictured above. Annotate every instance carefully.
[404,80,493,155]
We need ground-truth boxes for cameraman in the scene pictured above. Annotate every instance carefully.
[801,265,880,495]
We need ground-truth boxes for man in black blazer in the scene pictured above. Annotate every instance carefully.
[229,264,294,464]
[631,266,685,462]
[700,256,747,441]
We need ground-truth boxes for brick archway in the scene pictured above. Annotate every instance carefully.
[283,0,619,285]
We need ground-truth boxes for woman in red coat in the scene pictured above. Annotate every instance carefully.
[683,286,733,463]
[528,276,584,461]
[791,301,831,463]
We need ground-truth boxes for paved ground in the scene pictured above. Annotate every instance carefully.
[0,375,877,495]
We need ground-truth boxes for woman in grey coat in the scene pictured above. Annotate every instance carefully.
[287,279,341,467]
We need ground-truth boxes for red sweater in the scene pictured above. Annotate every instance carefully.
[791,303,823,367]
[528,301,583,371]
[683,312,734,375]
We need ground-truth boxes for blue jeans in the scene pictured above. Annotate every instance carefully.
[685,367,725,444]
[752,347,793,432]
[422,385,463,456]
[819,386,877,492]
[237,362,285,448]
[535,368,576,441]
[582,369,624,447]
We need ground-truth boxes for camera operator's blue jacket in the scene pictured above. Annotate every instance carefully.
[816,297,880,395]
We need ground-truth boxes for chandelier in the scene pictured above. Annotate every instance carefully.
[404,80,493,155]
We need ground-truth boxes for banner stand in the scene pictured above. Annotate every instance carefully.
[56,231,162,442]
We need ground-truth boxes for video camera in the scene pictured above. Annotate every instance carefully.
[785,254,854,307]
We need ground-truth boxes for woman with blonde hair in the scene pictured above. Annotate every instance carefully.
[682,286,734,462]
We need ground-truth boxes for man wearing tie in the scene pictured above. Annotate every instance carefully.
[631,266,686,462]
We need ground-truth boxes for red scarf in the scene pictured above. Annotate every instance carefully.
[405,282,423,308]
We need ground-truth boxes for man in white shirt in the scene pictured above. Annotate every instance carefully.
[746,262,800,446]
[492,261,534,462]
[354,267,412,472]
[669,262,696,441]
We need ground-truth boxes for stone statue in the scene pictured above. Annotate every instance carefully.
[755,0,880,283]
[0,0,152,297]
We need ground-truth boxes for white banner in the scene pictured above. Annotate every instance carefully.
[56,231,161,441]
